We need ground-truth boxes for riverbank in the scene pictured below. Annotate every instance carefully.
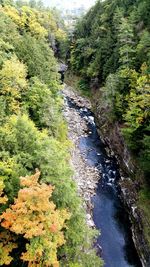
[63,84,100,227]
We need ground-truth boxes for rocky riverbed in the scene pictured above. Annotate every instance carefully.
[63,84,100,228]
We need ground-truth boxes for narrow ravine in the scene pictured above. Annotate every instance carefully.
[63,85,142,267]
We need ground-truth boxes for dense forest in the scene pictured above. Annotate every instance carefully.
[0,0,150,265]
[0,1,103,266]
[71,0,150,248]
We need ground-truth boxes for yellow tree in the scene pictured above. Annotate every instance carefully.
[1,171,70,267]
[0,55,27,114]
[2,5,47,38]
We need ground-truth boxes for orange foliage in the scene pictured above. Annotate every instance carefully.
[0,170,70,267]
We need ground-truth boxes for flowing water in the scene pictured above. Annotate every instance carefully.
[66,96,142,267]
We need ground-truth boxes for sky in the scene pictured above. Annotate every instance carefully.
[42,0,96,10]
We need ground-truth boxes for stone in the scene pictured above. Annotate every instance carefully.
[62,85,101,230]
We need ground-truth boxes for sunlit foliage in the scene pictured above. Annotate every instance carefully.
[1,171,70,266]
[0,55,27,114]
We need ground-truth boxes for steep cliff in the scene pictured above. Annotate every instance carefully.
[91,88,150,267]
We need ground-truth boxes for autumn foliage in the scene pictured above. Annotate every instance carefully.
[0,171,70,266]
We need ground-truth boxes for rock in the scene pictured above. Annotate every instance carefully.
[88,219,95,228]
[63,85,100,229]
[86,214,92,220]
[96,244,103,257]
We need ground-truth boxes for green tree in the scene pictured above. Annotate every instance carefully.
[13,33,60,89]
[24,77,67,140]
[137,30,150,67]
[123,64,150,149]
[117,16,135,68]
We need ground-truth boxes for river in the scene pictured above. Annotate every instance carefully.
[65,90,142,267]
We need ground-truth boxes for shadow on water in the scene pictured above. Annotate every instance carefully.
[66,96,142,267]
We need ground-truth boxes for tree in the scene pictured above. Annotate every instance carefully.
[123,64,150,137]
[117,16,135,69]
[0,10,19,52]
[0,38,14,68]
[0,182,17,266]
[1,171,70,266]
[13,33,59,88]
[0,180,7,205]
[0,155,22,207]
[25,77,67,140]
[140,124,150,174]
[137,30,150,67]
[0,0,14,6]
[2,5,47,38]
[0,55,27,114]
